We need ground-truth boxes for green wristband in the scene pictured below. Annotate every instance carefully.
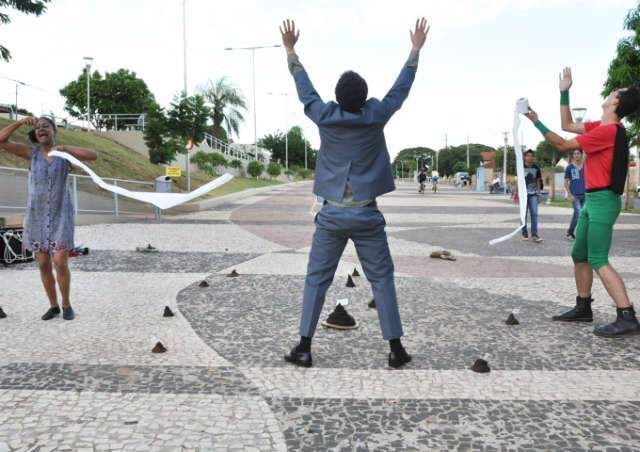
[560,90,570,106]
[534,120,551,136]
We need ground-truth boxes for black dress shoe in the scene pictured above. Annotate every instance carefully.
[284,347,312,368]
[388,350,412,368]
[594,307,640,338]
[552,296,593,322]
[42,306,61,321]
[62,306,75,321]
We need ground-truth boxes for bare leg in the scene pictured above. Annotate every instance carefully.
[574,262,593,299]
[52,252,71,308]
[37,252,58,308]
[595,264,631,309]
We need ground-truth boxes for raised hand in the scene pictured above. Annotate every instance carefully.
[525,107,539,123]
[20,117,37,127]
[559,67,573,91]
[279,19,299,53]
[410,17,430,51]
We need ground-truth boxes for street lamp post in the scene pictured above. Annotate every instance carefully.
[181,0,192,191]
[502,131,509,190]
[83,56,94,130]
[225,44,282,161]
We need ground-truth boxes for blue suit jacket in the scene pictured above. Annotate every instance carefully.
[292,61,417,202]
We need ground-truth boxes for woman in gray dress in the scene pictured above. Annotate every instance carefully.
[0,117,96,320]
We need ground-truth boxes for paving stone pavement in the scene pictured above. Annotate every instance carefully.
[1,181,640,451]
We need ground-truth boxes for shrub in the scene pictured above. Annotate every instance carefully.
[230,159,243,169]
[247,161,264,178]
[267,162,282,178]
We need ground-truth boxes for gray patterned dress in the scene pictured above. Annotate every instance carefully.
[22,147,75,253]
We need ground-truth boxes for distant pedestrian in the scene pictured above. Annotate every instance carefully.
[564,150,585,241]
[522,149,543,243]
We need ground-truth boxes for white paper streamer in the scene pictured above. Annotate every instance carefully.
[49,151,234,210]
[489,100,529,245]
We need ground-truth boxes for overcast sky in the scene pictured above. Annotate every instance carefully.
[0,0,636,158]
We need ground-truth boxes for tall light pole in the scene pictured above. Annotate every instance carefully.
[466,134,470,169]
[83,56,94,130]
[225,44,281,161]
[181,0,192,191]
[502,131,509,190]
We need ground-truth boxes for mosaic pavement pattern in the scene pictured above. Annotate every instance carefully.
[1,181,640,451]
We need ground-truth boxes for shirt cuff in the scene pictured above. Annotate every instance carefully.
[287,53,305,75]
[406,49,420,68]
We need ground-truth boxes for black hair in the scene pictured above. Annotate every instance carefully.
[524,149,535,156]
[28,116,57,144]
[335,71,368,113]
[615,86,640,119]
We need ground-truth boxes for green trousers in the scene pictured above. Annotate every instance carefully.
[571,190,621,270]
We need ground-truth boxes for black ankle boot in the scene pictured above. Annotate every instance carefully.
[594,306,640,338]
[552,296,593,322]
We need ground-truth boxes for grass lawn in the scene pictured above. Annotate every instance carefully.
[548,197,639,214]
[0,117,282,196]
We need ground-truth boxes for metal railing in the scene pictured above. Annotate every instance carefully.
[93,113,146,131]
[0,165,155,216]
[202,132,250,161]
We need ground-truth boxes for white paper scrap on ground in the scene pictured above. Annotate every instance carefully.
[336,299,349,306]
[49,151,234,210]
[489,100,529,245]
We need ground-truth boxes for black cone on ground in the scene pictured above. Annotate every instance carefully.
[152,342,167,353]
[352,268,360,277]
[346,275,356,288]
[368,299,376,309]
[505,313,519,325]
[163,306,175,317]
[470,359,490,373]
[0,307,6,319]
[199,280,210,288]
[321,304,358,330]
[227,269,240,278]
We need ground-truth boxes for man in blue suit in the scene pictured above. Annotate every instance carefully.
[281,18,430,368]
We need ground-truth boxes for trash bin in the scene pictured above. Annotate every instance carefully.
[155,176,172,193]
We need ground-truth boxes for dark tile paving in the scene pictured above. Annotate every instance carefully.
[0,363,259,395]
[177,274,640,370]
[0,251,259,273]
[389,226,640,257]
[266,397,640,451]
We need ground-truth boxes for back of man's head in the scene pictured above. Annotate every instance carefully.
[335,71,368,113]
[615,86,640,119]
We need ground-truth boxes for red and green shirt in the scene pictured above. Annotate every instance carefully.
[575,121,620,191]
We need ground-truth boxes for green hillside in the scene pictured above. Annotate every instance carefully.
[0,117,280,196]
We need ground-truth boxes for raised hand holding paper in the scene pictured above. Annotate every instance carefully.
[48,151,234,210]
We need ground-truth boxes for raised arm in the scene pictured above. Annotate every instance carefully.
[0,117,36,160]
[559,68,585,134]
[280,19,326,123]
[378,18,430,119]
[525,108,581,152]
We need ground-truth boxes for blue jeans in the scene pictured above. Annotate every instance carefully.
[568,194,586,235]
[522,194,539,236]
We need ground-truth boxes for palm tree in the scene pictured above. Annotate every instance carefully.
[198,77,247,142]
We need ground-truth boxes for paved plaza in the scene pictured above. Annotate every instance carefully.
[1,182,640,451]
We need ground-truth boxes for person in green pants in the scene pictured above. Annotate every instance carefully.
[525,67,640,337]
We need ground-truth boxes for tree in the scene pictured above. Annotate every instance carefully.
[165,93,210,147]
[452,162,468,174]
[436,143,494,177]
[60,69,155,129]
[604,3,640,142]
[198,77,247,141]
[230,159,242,170]
[267,162,282,178]
[144,102,181,164]
[258,126,317,169]
[0,0,51,61]
[247,161,264,178]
